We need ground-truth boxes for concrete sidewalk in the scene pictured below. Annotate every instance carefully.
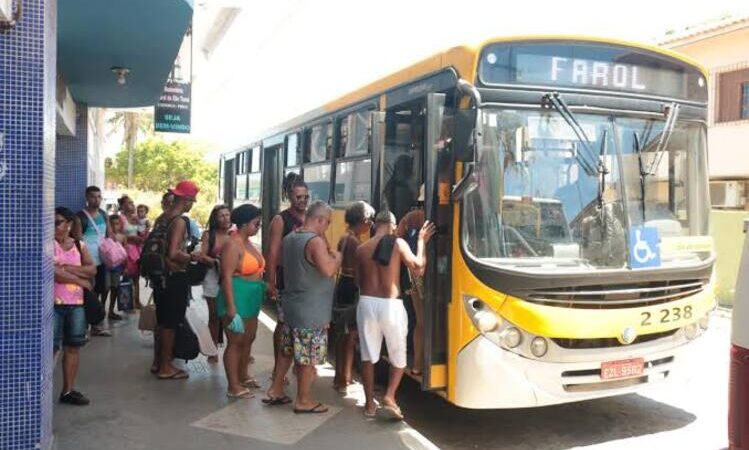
[52,287,434,450]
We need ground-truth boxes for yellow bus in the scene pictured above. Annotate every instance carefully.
[220,36,716,408]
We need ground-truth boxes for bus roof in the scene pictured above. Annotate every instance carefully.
[224,35,706,156]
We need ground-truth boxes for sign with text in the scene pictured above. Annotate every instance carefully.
[479,42,707,101]
[154,80,191,133]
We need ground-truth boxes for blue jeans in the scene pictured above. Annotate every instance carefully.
[54,305,87,352]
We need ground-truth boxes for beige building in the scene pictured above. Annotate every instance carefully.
[660,15,749,210]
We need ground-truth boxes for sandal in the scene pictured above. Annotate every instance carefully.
[262,395,292,406]
[241,378,261,389]
[294,402,328,414]
[157,369,189,380]
[378,404,404,421]
[363,407,378,418]
[227,389,254,399]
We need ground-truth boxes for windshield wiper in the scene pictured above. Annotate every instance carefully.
[633,132,648,222]
[597,129,610,215]
[542,92,601,176]
[645,102,680,175]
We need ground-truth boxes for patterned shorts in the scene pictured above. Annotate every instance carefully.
[281,324,328,366]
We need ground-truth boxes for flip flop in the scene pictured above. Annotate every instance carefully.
[227,389,254,399]
[378,405,404,421]
[262,395,292,406]
[410,369,423,377]
[293,402,328,414]
[150,365,159,374]
[157,369,189,380]
[241,378,261,389]
[363,407,378,418]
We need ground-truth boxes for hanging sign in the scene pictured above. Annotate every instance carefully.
[154,80,191,133]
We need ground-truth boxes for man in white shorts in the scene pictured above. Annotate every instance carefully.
[354,210,434,420]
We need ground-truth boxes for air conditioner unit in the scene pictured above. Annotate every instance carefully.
[56,75,76,136]
[0,0,12,22]
[710,181,746,209]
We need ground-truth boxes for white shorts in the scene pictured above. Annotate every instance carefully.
[202,266,220,298]
[356,295,408,368]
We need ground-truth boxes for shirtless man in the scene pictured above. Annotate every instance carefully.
[355,210,434,420]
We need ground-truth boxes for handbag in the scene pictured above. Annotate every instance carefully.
[82,209,126,269]
[187,261,208,286]
[84,288,105,325]
[100,237,127,269]
[138,293,157,331]
[117,276,134,312]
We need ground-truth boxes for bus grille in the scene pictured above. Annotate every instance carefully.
[552,329,678,349]
[520,279,707,309]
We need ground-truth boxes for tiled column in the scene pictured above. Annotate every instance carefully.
[56,104,89,211]
[0,0,57,449]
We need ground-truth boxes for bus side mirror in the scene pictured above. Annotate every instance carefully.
[454,109,477,162]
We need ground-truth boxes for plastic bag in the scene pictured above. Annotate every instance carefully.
[185,306,218,357]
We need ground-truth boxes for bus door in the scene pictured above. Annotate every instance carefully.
[422,92,453,390]
[261,143,282,253]
[380,93,453,390]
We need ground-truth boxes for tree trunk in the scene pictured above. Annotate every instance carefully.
[124,113,139,188]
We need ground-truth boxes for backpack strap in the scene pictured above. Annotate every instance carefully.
[73,239,83,264]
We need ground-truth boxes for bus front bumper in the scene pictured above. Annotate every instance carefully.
[454,331,702,409]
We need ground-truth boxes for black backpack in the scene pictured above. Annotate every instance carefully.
[172,318,200,361]
[140,215,184,287]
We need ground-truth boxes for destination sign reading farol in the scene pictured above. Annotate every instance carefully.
[479,41,707,101]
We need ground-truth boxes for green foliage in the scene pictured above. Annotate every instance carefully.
[106,139,218,227]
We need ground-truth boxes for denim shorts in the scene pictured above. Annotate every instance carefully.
[54,305,87,352]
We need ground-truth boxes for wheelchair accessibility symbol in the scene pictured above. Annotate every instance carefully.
[629,226,661,269]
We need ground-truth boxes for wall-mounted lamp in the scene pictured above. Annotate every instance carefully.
[110,66,130,86]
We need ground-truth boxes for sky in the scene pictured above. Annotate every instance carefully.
[184,0,749,154]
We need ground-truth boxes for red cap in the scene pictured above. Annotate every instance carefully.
[170,180,199,199]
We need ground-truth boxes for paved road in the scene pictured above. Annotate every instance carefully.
[398,310,731,450]
[53,284,730,450]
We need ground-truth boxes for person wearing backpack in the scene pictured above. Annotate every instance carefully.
[54,207,97,406]
[145,180,200,380]
[73,186,112,337]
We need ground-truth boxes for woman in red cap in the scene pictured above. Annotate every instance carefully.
[150,180,201,380]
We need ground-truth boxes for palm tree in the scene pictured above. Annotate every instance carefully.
[108,111,154,188]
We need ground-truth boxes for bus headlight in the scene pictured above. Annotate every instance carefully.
[475,311,500,333]
[684,323,699,340]
[699,313,710,330]
[463,296,502,334]
[502,327,522,348]
[530,337,548,357]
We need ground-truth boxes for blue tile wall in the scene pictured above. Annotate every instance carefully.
[0,0,57,449]
[55,104,89,212]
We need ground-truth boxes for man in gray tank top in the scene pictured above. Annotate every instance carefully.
[264,201,341,413]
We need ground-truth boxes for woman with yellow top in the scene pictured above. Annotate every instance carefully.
[217,204,266,398]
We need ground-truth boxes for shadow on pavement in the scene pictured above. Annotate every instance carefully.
[396,377,697,450]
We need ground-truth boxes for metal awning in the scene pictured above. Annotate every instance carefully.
[57,0,193,107]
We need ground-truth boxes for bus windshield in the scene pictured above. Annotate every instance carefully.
[462,108,711,273]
